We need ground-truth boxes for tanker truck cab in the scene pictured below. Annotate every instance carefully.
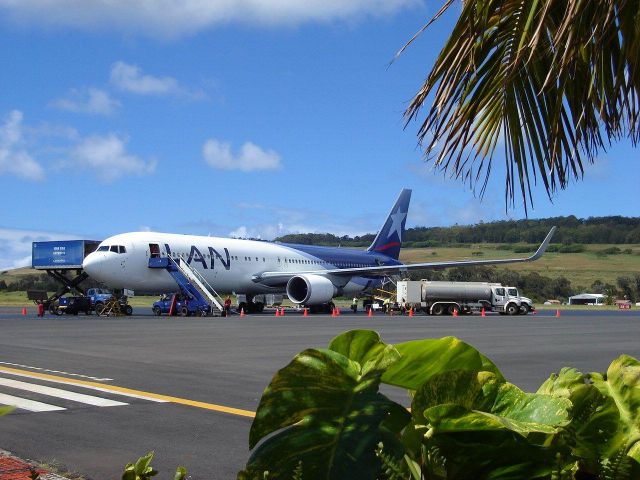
[491,286,521,314]
[507,287,534,314]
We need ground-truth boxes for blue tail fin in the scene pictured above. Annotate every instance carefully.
[367,188,411,260]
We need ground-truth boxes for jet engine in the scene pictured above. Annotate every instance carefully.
[286,274,337,305]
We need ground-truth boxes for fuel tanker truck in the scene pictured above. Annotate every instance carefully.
[396,280,523,316]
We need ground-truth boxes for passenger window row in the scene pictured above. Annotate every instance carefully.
[97,245,127,254]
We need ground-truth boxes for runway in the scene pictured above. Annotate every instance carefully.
[0,308,638,479]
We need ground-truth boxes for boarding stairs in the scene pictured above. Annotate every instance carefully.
[148,256,224,316]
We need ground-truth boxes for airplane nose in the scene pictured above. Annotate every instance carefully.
[82,252,106,280]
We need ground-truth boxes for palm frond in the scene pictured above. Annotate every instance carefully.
[403,0,640,212]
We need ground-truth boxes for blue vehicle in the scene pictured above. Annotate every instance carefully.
[152,293,210,317]
[87,287,133,316]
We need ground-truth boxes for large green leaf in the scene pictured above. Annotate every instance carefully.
[538,356,640,478]
[246,331,408,480]
[411,369,570,479]
[382,336,504,390]
[415,370,570,437]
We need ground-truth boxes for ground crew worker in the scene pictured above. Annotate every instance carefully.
[37,301,45,318]
[224,296,232,317]
[351,297,358,313]
[383,297,391,314]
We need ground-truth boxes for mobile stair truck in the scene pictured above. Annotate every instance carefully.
[397,280,523,316]
[148,256,224,316]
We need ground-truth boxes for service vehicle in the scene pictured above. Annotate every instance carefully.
[54,296,92,316]
[506,287,535,314]
[397,280,523,315]
[152,293,210,317]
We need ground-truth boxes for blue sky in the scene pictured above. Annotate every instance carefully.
[0,1,638,270]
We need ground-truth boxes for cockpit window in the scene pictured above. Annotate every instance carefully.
[97,246,109,252]
[119,246,127,254]
[110,246,119,253]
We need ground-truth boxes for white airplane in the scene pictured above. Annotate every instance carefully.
[82,189,556,312]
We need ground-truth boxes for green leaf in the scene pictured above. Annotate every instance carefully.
[416,370,570,437]
[0,405,15,417]
[173,466,187,480]
[409,369,570,479]
[590,355,640,468]
[329,329,401,377]
[246,346,407,479]
[538,356,640,478]
[382,336,504,390]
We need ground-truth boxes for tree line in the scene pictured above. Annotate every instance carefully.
[275,215,640,247]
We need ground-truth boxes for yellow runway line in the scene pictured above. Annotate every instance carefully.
[0,366,255,418]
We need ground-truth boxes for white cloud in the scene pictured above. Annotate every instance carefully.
[0,227,83,271]
[110,61,182,96]
[51,87,121,115]
[110,61,206,99]
[203,139,282,172]
[0,1,420,38]
[0,110,45,181]
[71,133,156,181]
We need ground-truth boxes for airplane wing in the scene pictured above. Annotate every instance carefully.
[252,227,556,285]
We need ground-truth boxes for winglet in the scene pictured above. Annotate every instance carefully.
[527,227,556,261]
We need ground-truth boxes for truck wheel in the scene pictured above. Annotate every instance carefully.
[153,306,162,316]
[181,306,190,317]
[432,304,445,316]
[94,302,104,316]
[124,305,133,316]
[506,303,519,315]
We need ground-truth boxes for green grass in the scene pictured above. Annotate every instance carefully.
[0,291,32,306]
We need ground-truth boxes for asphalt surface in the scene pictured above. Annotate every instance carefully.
[0,307,638,479]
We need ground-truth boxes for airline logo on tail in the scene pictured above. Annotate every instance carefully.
[367,189,411,260]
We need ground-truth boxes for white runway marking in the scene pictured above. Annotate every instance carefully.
[0,368,169,403]
[0,377,128,407]
[0,393,65,412]
[0,362,113,381]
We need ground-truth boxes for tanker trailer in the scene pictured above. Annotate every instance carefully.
[419,281,521,315]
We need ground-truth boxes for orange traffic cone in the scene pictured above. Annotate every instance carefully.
[275,308,280,317]
[336,307,340,316]
[22,307,27,316]
[408,307,414,317]
[280,307,285,316]
[367,307,373,317]
[555,309,561,318]
[453,309,458,317]
[481,307,486,317]
[240,308,245,317]
[303,308,308,317]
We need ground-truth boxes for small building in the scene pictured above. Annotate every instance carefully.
[568,293,605,305]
